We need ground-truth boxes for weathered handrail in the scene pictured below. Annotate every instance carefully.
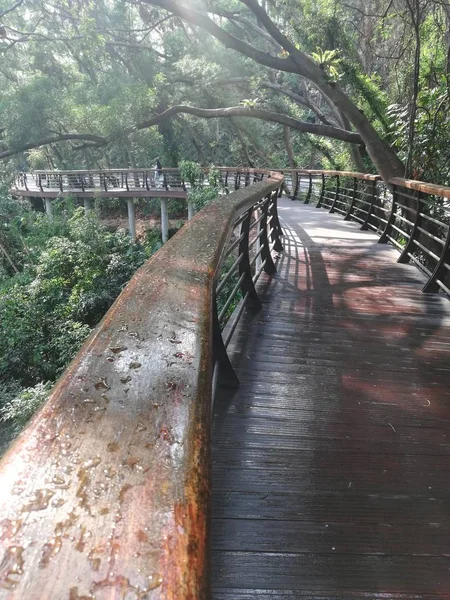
[288,170,450,297]
[0,173,283,598]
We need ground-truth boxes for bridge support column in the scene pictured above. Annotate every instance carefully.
[160,198,169,243]
[44,198,53,218]
[188,201,195,221]
[84,198,93,213]
[127,199,136,242]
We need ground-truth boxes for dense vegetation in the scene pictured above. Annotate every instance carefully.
[0,192,166,448]
[0,0,449,444]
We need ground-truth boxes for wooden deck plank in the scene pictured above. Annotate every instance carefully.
[212,200,450,598]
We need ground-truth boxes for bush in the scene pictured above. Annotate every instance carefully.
[0,203,163,439]
[0,381,52,443]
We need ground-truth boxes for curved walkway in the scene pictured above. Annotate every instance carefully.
[212,198,450,598]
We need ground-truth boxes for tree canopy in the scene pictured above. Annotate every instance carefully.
[0,0,449,183]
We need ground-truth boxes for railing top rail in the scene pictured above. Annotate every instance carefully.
[389,177,450,199]
[282,169,381,180]
[28,167,183,174]
[23,167,271,175]
[0,173,283,599]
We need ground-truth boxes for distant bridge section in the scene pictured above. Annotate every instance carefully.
[12,167,271,241]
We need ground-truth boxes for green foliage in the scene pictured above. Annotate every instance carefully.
[179,160,203,188]
[387,89,450,183]
[0,193,162,449]
[0,381,52,439]
[311,48,342,82]
[188,186,220,210]
[179,161,221,209]
[240,98,261,108]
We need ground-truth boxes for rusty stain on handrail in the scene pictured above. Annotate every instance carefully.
[0,174,283,599]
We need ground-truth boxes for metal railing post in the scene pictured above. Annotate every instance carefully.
[397,191,423,263]
[423,223,450,293]
[268,189,284,252]
[329,175,340,213]
[344,177,358,221]
[379,184,398,244]
[239,210,263,311]
[317,173,326,208]
[304,173,313,204]
[361,179,377,230]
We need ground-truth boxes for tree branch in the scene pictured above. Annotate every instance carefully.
[0,134,107,160]
[133,105,363,144]
[135,0,299,73]
[0,0,25,19]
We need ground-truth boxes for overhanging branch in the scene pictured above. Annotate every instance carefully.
[0,134,107,160]
[133,105,363,145]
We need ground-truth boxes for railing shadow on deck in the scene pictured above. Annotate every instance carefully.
[211,199,450,596]
[0,173,284,599]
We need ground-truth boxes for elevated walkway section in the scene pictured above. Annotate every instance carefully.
[212,199,450,599]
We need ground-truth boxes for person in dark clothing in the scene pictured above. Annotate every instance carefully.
[153,157,163,188]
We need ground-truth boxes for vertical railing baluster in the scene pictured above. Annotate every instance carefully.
[278,171,284,197]
[344,177,357,221]
[268,190,284,252]
[292,171,300,201]
[329,175,340,213]
[260,193,278,276]
[305,173,313,204]
[239,210,262,311]
[397,190,423,264]
[212,297,240,388]
[423,200,450,292]
[317,174,326,208]
[361,179,377,230]
[379,184,398,244]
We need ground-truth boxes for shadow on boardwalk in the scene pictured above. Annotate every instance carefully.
[212,199,450,599]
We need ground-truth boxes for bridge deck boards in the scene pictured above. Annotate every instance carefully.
[212,200,450,599]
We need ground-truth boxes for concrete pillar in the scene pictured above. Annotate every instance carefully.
[160,198,169,243]
[187,201,195,221]
[127,199,136,242]
[84,198,93,213]
[44,198,53,218]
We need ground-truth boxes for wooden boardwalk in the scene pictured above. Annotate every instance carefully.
[212,199,450,599]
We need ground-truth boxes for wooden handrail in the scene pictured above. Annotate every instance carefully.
[0,173,283,599]
[294,171,450,297]
[389,177,450,200]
